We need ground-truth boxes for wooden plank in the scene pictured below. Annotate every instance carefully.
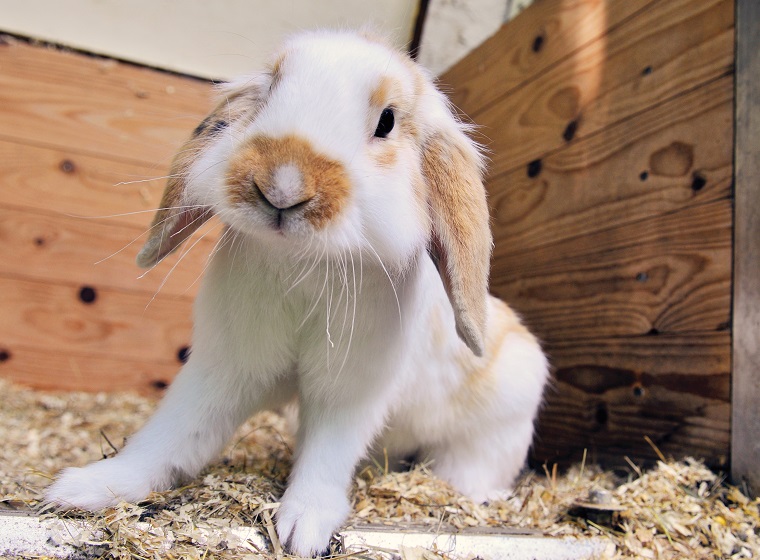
[0,37,213,165]
[442,0,655,117]
[533,331,730,467]
[0,139,174,229]
[0,344,179,395]
[488,76,732,252]
[441,0,736,468]
[0,276,193,365]
[0,206,219,299]
[732,0,760,496]
[472,0,734,177]
[492,199,731,341]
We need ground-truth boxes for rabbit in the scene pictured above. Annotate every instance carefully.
[45,29,549,557]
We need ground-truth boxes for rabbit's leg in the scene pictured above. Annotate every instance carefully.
[46,356,294,510]
[275,382,390,557]
[427,417,535,503]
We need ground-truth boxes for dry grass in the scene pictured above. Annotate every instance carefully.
[1,377,758,559]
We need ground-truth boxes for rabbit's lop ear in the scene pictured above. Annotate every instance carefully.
[423,124,492,358]
[135,143,213,269]
[136,78,266,268]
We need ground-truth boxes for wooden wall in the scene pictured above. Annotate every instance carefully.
[0,0,738,469]
[0,37,214,394]
[442,0,735,468]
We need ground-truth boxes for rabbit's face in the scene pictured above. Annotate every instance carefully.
[138,30,493,356]
[204,33,429,267]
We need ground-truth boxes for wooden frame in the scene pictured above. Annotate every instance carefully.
[731,0,760,495]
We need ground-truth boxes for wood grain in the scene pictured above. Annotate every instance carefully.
[443,0,736,466]
[0,206,220,299]
[0,343,179,395]
[731,0,760,495]
[534,333,731,468]
[0,40,219,393]
[0,37,213,165]
[534,331,730,467]
[488,76,733,252]
[494,199,731,341]
[0,139,171,229]
[473,0,734,177]
[442,0,656,117]
[0,276,193,365]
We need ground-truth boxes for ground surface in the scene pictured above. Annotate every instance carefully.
[0,378,757,559]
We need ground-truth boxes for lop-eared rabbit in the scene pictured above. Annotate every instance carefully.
[47,29,548,557]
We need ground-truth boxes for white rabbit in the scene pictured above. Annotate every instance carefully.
[46,29,549,557]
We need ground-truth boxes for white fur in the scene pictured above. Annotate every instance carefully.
[46,29,549,557]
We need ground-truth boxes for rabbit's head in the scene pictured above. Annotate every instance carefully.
[137,30,492,356]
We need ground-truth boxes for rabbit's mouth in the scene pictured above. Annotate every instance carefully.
[225,134,351,234]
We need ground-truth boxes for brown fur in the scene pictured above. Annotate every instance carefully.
[370,76,397,110]
[454,300,534,410]
[269,52,287,92]
[226,135,351,229]
[422,132,491,356]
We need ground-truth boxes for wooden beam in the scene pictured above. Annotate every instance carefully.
[731,0,760,495]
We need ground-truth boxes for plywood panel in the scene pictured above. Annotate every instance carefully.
[443,0,655,117]
[0,206,219,299]
[0,276,193,365]
[444,0,735,466]
[459,0,734,177]
[0,344,180,395]
[0,139,169,229]
[0,38,213,164]
[494,200,731,340]
[536,332,730,466]
[0,40,215,394]
[489,76,732,252]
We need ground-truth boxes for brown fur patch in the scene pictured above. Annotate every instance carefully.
[370,76,399,110]
[226,135,351,229]
[269,52,287,92]
[423,132,491,356]
[372,142,398,168]
[455,299,536,409]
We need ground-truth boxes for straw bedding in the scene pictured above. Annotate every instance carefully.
[1,378,757,559]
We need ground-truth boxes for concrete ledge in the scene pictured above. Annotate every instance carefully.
[0,512,612,559]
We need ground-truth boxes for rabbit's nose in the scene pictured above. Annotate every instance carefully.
[260,163,312,210]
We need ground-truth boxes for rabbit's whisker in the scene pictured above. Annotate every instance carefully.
[360,233,403,335]
[144,216,222,311]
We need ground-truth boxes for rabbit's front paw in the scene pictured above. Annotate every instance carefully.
[276,483,350,557]
[45,457,154,511]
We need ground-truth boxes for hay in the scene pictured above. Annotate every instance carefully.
[1,377,757,559]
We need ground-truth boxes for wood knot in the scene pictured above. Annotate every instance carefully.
[691,172,707,192]
[649,142,694,177]
[177,345,191,363]
[60,159,76,174]
[527,159,542,178]
[532,34,545,53]
[562,120,578,142]
[78,286,97,304]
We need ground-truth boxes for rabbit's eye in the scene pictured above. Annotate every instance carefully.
[374,108,395,138]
